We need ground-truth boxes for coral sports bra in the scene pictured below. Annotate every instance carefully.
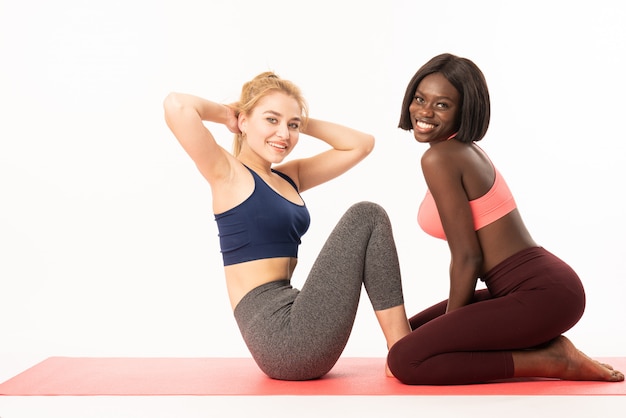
[418,166,517,240]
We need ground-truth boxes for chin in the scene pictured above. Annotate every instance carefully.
[269,154,288,164]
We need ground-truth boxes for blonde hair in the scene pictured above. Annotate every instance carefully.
[232,71,309,156]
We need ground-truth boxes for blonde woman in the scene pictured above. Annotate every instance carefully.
[164,72,411,381]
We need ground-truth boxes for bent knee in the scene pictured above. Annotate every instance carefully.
[388,345,417,385]
[348,201,389,220]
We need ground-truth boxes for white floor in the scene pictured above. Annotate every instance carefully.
[1,354,624,418]
[1,395,625,418]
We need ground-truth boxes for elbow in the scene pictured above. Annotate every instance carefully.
[452,250,483,274]
[361,134,375,157]
[163,93,193,128]
[163,92,185,115]
[466,255,484,277]
[163,93,176,115]
[464,251,483,270]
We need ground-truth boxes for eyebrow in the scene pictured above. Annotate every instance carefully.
[263,110,301,122]
[415,89,455,102]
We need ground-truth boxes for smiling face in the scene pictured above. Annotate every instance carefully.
[239,91,302,164]
[409,72,461,144]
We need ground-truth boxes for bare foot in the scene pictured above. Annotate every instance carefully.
[537,336,624,382]
[586,354,615,371]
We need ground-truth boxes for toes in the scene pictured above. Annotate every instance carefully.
[598,361,614,371]
[611,370,625,382]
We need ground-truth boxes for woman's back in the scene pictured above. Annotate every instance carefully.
[460,144,537,273]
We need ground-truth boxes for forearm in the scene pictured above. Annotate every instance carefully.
[302,118,374,154]
[164,92,231,125]
[446,261,480,313]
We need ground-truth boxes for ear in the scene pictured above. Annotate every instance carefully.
[238,113,247,133]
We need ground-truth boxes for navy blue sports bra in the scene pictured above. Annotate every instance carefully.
[214,166,311,266]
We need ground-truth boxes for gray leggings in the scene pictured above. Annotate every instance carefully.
[233,201,405,380]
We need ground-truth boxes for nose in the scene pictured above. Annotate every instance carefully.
[410,101,433,118]
[276,122,289,139]
[418,104,434,117]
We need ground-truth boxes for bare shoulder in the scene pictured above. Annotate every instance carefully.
[420,143,458,174]
[271,160,301,188]
[420,146,444,167]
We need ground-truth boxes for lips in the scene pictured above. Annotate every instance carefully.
[415,119,436,130]
[268,141,287,150]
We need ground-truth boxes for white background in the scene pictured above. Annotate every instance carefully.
[1,0,625,381]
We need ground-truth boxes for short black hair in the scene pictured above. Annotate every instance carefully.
[398,53,491,143]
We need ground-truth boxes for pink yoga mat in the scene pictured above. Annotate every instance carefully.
[1,357,624,396]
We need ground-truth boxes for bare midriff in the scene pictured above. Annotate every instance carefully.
[224,257,298,310]
[476,209,537,275]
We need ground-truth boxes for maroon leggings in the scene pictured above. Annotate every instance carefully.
[387,247,586,385]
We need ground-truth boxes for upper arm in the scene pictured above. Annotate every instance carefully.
[163,93,233,184]
[421,150,482,309]
[421,151,477,251]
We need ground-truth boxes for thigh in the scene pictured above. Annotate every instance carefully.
[292,201,399,335]
[396,284,577,366]
[409,289,492,330]
[290,235,365,345]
